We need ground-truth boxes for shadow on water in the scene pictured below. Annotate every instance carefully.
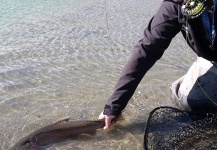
[17,134,106,150]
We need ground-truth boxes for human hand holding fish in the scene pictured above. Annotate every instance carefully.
[98,111,116,129]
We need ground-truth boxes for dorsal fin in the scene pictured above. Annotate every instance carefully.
[54,117,70,124]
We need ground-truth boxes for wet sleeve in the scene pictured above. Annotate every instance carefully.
[103,1,182,116]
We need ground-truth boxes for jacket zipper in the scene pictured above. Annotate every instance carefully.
[202,25,214,50]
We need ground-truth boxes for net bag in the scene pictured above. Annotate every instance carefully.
[143,106,217,150]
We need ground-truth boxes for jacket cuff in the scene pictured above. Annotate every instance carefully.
[103,105,122,116]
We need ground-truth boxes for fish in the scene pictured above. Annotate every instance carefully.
[11,118,106,150]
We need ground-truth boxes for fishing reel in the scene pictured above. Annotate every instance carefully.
[182,0,207,19]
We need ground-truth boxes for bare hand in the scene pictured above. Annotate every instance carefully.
[99,111,116,129]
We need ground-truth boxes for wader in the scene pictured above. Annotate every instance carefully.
[170,57,217,111]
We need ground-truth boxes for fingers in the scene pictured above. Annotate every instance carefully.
[104,115,114,129]
[98,111,116,129]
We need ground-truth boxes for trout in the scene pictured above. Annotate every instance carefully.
[11,118,105,150]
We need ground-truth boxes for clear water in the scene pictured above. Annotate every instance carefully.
[0,0,196,149]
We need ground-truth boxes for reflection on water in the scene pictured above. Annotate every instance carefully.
[0,0,196,149]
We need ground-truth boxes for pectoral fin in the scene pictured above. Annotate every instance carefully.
[86,130,97,136]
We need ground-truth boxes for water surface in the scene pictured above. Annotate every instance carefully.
[0,0,196,149]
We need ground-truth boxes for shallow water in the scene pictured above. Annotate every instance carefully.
[0,0,196,149]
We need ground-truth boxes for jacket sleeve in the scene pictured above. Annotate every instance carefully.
[103,1,182,116]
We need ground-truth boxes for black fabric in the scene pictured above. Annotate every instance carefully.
[164,0,183,4]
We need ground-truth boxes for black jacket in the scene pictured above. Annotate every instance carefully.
[103,0,217,116]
